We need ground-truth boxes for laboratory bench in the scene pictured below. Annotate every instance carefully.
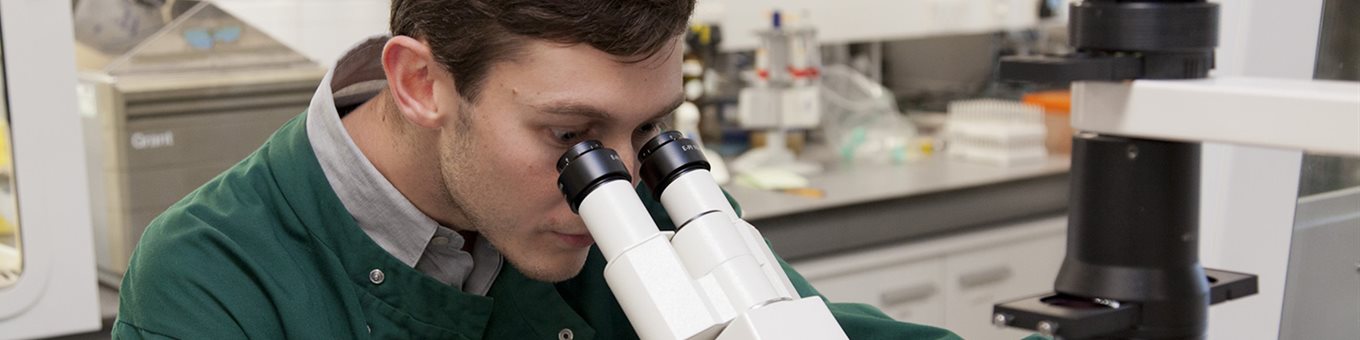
[728,155,1072,339]
[731,155,1070,261]
[67,155,1072,340]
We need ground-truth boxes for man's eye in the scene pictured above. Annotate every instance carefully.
[635,121,665,137]
[551,128,588,145]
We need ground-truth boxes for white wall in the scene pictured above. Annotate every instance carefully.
[694,0,1042,51]
[217,0,1045,60]
[213,0,391,66]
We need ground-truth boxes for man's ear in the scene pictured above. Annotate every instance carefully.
[382,36,451,129]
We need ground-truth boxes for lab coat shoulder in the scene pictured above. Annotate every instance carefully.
[111,321,181,340]
[115,119,358,339]
[115,152,285,339]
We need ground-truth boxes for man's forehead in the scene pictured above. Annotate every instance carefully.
[494,39,684,120]
[511,37,684,68]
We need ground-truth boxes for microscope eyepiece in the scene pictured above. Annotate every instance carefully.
[638,131,710,200]
[556,140,631,213]
[638,131,684,160]
[558,140,604,172]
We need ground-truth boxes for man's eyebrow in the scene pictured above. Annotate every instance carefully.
[538,95,686,122]
[539,103,614,121]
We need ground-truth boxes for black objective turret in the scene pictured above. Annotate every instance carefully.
[1000,0,1220,83]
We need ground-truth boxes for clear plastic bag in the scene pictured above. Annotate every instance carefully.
[820,65,919,164]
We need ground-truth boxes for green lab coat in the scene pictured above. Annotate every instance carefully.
[113,114,962,339]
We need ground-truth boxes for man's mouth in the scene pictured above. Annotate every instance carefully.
[553,232,594,248]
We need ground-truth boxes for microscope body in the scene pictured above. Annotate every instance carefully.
[557,133,848,340]
[991,1,1265,339]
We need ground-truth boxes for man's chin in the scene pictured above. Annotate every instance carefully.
[508,250,591,283]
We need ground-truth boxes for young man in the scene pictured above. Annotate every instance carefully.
[114,1,960,339]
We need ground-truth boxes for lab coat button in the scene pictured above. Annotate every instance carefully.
[368,269,385,285]
[558,328,574,340]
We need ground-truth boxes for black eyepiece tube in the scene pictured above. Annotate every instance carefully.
[638,131,710,200]
[556,140,631,213]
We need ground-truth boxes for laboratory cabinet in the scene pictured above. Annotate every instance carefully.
[74,1,325,287]
[808,253,949,326]
[791,216,1065,340]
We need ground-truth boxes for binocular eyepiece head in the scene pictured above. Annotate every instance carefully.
[555,131,710,212]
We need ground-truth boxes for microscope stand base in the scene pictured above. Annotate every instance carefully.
[992,268,1258,339]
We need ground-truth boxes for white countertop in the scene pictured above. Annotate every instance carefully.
[726,156,1071,220]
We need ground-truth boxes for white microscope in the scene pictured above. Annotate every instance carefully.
[555,131,848,340]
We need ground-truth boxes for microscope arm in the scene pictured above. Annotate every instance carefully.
[1071,78,1360,157]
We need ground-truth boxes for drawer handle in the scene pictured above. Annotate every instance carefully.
[879,283,939,306]
[958,266,1014,288]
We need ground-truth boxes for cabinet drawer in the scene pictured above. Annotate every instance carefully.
[943,233,1064,340]
[804,257,948,327]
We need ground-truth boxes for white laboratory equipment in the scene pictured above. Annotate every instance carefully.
[944,99,1048,166]
[0,0,102,338]
[555,132,848,340]
[733,10,823,176]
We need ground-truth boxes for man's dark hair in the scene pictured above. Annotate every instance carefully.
[390,0,696,101]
